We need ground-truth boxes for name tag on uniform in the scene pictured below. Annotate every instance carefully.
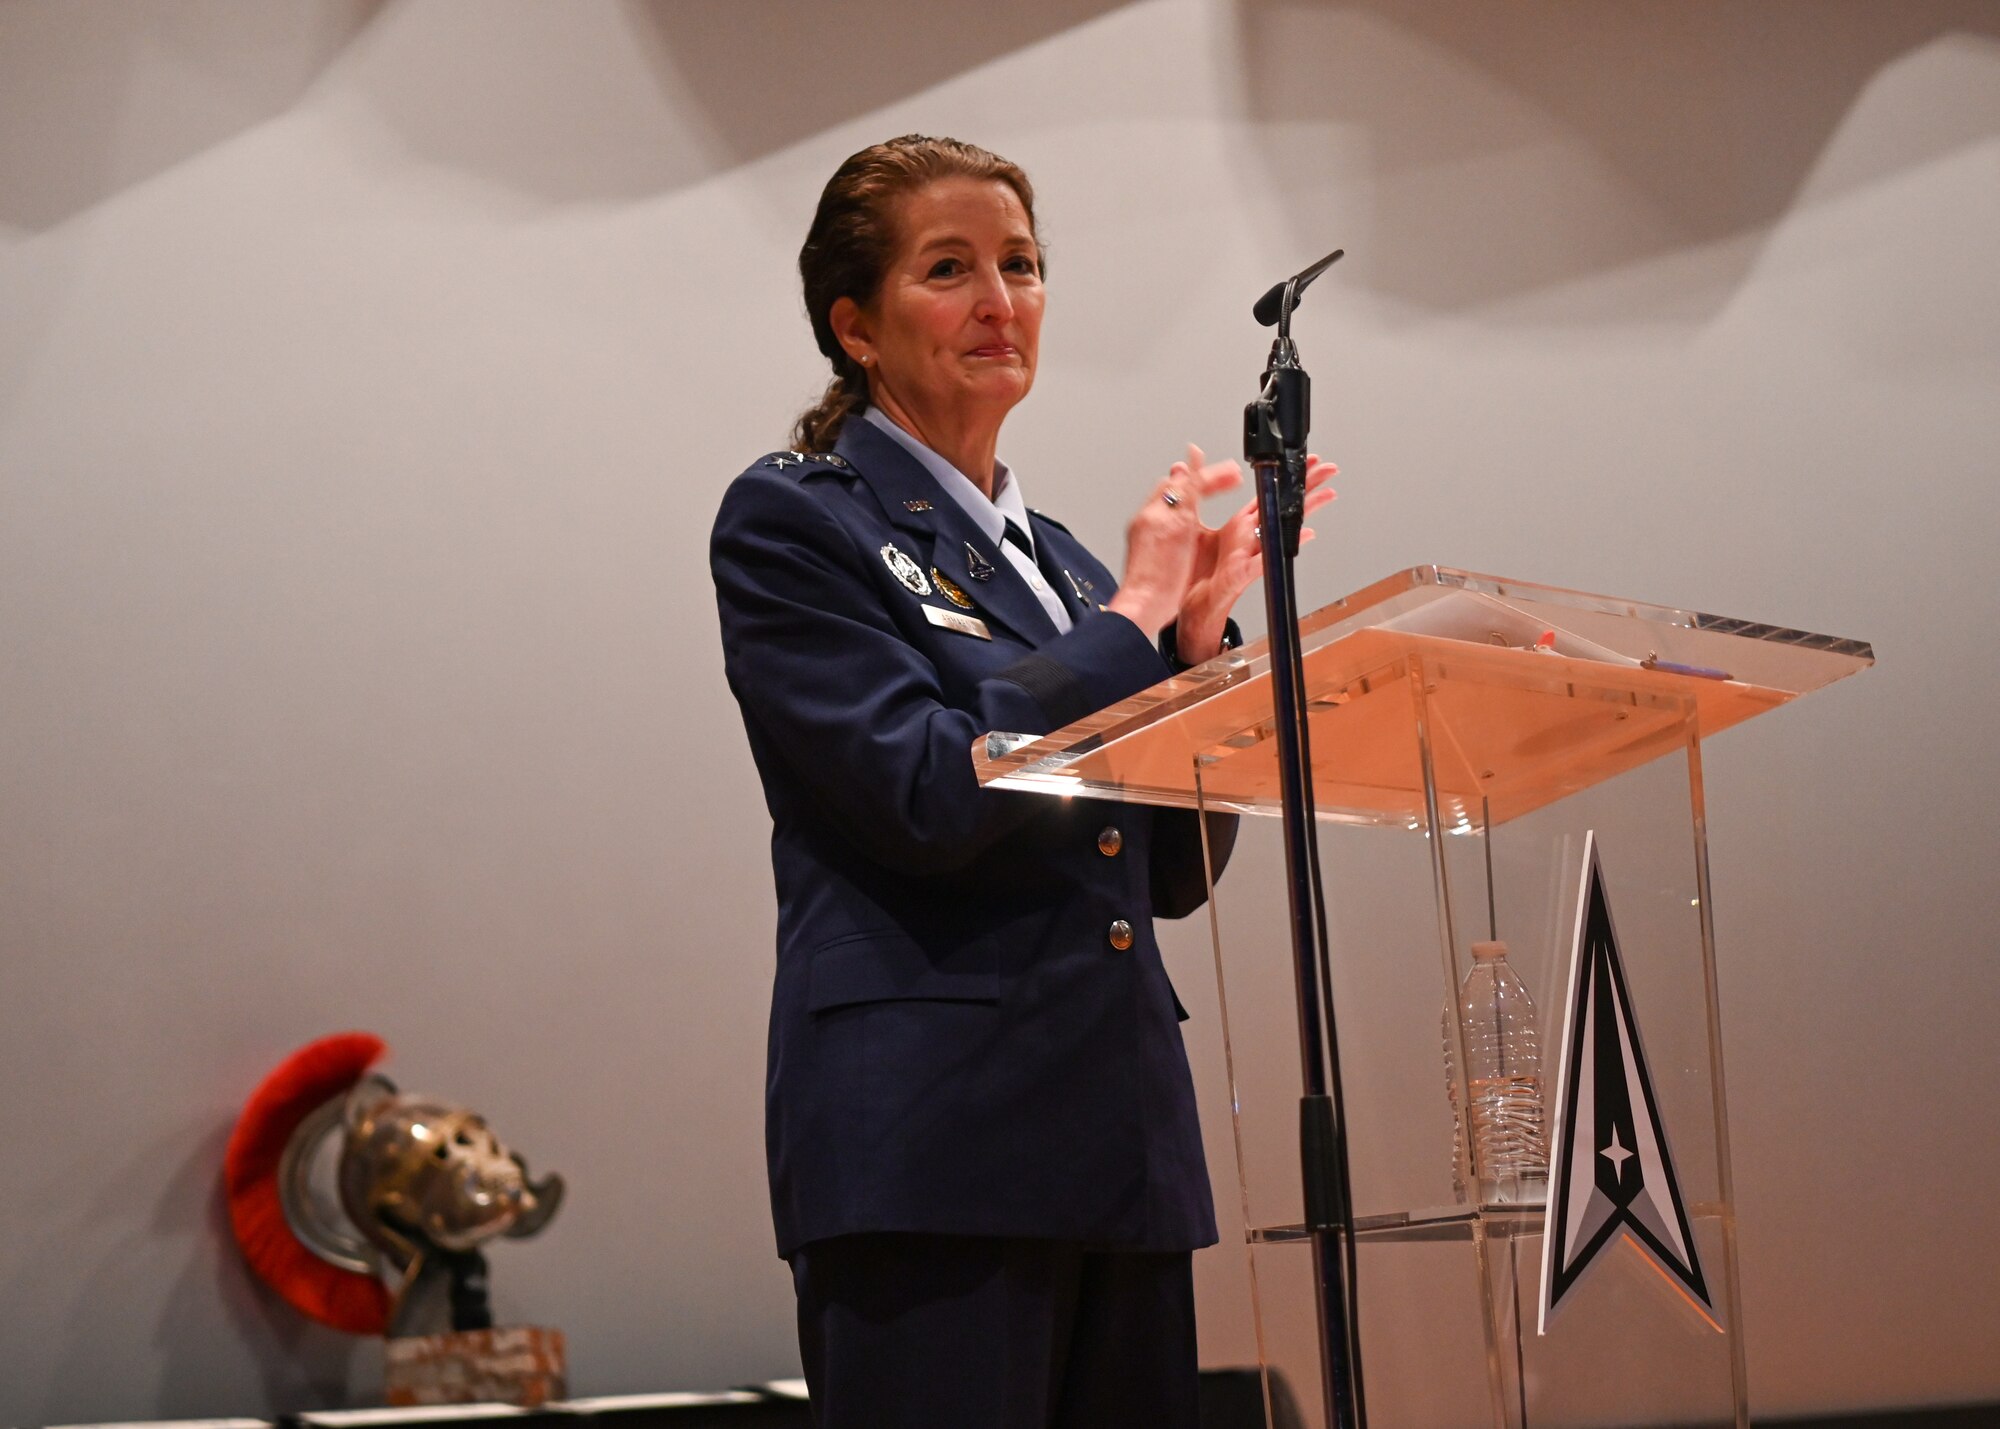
[924,604,992,640]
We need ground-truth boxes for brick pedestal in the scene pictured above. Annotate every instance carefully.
[383,1325,567,1407]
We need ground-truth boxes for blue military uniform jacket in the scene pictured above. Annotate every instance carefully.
[710,414,1229,1259]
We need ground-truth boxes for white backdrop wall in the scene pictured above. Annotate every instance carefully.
[3,1,1997,1422]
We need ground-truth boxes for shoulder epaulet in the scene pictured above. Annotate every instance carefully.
[1027,507,1073,536]
[752,449,854,476]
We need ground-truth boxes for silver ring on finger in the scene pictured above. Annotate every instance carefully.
[1161,489,1182,508]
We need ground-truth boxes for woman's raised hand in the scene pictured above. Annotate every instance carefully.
[1156,446,1338,665]
[1105,448,1245,642]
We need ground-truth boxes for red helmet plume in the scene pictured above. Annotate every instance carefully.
[223,1031,391,1334]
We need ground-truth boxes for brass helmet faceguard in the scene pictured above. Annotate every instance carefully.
[274,1067,564,1321]
[334,1074,564,1270]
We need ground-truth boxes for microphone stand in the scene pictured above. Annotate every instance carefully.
[1242,248,1366,1429]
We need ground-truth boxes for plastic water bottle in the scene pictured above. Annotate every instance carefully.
[1442,940,1549,1205]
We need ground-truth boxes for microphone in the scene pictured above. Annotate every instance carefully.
[1254,248,1345,328]
[1251,281,1287,329]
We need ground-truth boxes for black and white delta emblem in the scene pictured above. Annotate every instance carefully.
[1538,832,1716,1333]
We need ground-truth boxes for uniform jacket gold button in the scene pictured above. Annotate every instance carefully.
[1097,827,1123,857]
[1108,919,1134,951]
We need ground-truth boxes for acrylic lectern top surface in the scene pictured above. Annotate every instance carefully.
[972,565,1873,827]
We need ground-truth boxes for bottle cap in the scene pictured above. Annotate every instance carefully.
[1471,940,1509,961]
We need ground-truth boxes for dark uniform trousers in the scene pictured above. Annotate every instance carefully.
[792,1233,1198,1429]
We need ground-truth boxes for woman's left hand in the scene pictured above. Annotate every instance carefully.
[1170,445,1339,665]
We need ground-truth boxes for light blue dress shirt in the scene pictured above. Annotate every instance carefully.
[862,406,1073,634]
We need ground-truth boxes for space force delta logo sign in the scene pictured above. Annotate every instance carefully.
[1538,832,1717,1334]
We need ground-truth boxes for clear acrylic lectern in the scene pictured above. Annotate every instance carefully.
[973,566,1872,1429]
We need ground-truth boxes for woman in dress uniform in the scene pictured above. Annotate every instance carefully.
[710,135,1337,1429]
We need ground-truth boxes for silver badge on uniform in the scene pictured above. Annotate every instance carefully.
[880,543,931,596]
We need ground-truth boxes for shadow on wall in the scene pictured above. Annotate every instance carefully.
[620,0,1134,169]
[343,0,1135,204]
[0,0,386,231]
[34,1119,358,1422]
[1229,0,2000,317]
[0,0,1133,231]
